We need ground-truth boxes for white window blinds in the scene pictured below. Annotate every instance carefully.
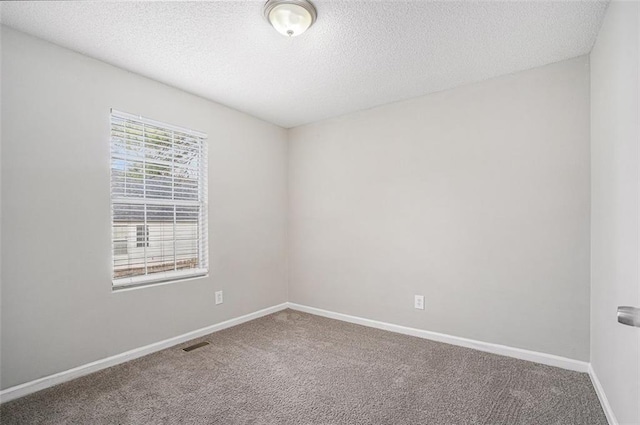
[110,109,208,288]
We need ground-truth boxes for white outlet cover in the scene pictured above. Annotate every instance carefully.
[414,295,425,310]
[215,291,223,305]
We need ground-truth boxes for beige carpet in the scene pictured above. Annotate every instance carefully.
[0,309,606,424]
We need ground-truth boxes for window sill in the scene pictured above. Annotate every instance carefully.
[112,268,208,292]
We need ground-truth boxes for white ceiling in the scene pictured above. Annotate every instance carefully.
[1,1,608,128]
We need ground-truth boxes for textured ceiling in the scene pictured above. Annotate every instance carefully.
[1,1,608,128]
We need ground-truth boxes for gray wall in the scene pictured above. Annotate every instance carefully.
[590,2,639,423]
[0,27,288,389]
[1,24,601,391]
[289,56,591,361]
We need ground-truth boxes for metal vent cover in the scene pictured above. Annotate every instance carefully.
[182,341,210,352]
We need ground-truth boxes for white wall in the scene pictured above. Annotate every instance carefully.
[0,27,288,389]
[289,56,591,361]
[590,2,639,424]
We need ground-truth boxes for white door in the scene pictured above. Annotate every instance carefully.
[590,1,640,424]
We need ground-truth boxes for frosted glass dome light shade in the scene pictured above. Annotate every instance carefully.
[264,0,317,37]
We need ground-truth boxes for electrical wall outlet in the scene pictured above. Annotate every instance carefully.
[215,291,223,305]
[414,295,425,310]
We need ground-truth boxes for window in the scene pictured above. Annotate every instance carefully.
[136,225,149,248]
[110,109,208,288]
[113,226,128,256]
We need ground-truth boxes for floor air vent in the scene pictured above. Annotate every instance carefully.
[183,341,210,352]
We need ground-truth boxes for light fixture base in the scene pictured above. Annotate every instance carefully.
[264,0,317,37]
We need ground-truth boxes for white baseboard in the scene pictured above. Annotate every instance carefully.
[0,302,289,404]
[287,302,589,373]
[0,302,597,407]
[588,364,618,425]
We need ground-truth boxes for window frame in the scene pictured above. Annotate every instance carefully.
[110,109,209,289]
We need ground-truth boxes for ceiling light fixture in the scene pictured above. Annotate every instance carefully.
[264,0,317,37]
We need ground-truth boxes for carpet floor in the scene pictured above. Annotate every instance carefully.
[0,309,606,424]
